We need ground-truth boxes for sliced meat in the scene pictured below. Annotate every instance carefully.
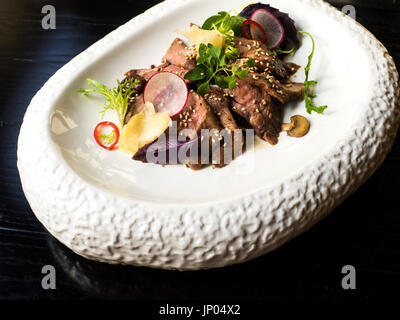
[162,38,197,71]
[204,86,243,164]
[124,94,145,125]
[204,86,238,131]
[233,37,300,80]
[177,92,221,133]
[125,63,191,84]
[162,64,191,81]
[247,72,304,104]
[125,63,169,81]
[177,92,226,169]
[225,78,281,145]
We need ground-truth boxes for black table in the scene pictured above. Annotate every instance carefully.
[1,0,399,302]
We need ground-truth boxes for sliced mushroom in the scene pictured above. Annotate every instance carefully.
[281,115,310,137]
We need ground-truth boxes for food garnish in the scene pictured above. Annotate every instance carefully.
[299,31,328,114]
[201,11,246,42]
[270,47,295,57]
[281,115,310,137]
[93,121,120,150]
[184,43,249,94]
[77,78,139,128]
[241,19,268,44]
[239,2,299,50]
[250,9,285,49]
[143,71,189,117]
[177,25,226,49]
[119,112,171,155]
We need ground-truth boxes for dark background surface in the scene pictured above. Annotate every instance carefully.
[0,0,399,301]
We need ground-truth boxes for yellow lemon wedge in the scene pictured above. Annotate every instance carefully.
[119,112,170,155]
[177,25,226,50]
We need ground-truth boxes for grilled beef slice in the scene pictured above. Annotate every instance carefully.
[124,94,146,125]
[126,63,191,83]
[162,38,197,71]
[204,86,243,163]
[225,78,281,145]
[233,37,300,80]
[177,92,227,169]
[125,63,169,81]
[204,86,238,131]
[246,72,305,104]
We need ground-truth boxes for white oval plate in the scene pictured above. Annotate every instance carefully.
[18,0,399,270]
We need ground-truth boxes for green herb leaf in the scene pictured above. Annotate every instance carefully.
[197,81,210,95]
[246,58,256,68]
[235,68,249,79]
[225,75,237,90]
[228,15,246,36]
[77,77,139,127]
[298,31,328,115]
[201,11,245,41]
[215,74,229,89]
[225,45,240,60]
[184,66,207,81]
[270,47,295,57]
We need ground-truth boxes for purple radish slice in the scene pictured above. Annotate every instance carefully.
[241,19,268,44]
[143,71,189,117]
[251,9,285,49]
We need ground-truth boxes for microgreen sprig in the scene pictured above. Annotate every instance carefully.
[77,78,139,127]
[270,47,295,57]
[299,31,328,114]
[202,11,246,42]
[184,43,249,94]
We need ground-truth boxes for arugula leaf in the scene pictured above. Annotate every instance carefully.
[77,77,139,127]
[298,31,328,114]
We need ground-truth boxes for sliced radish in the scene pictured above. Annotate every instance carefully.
[241,19,268,44]
[143,71,188,117]
[251,9,285,49]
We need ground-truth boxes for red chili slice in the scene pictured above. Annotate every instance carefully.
[241,19,268,44]
[93,121,120,150]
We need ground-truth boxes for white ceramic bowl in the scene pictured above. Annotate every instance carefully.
[17,0,399,270]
